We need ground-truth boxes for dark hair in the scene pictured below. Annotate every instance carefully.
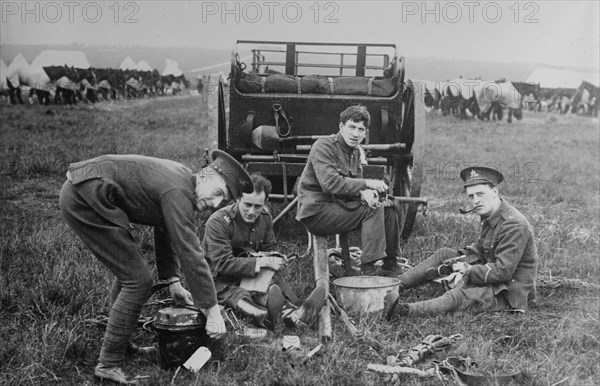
[339,105,370,128]
[250,174,272,200]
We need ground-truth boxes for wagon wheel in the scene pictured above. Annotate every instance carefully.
[392,79,422,242]
[392,160,422,242]
[216,79,227,150]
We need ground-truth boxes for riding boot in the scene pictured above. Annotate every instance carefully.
[383,291,410,321]
[235,299,268,327]
[397,247,459,289]
[94,363,149,385]
[380,256,403,278]
[265,284,285,330]
[360,261,378,276]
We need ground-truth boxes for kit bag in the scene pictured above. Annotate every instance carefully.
[236,73,263,93]
[300,75,330,94]
[264,74,298,93]
[333,77,396,96]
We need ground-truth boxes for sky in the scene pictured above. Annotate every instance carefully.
[1,0,598,70]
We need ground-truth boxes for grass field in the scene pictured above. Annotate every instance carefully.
[1,96,598,385]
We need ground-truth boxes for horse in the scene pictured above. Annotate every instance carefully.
[92,68,128,101]
[512,82,541,112]
[474,81,523,123]
[477,101,504,121]
[557,94,573,114]
[72,67,97,103]
[6,76,24,104]
[440,79,483,119]
[572,81,599,117]
[42,65,82,104]
[124,70,142,99]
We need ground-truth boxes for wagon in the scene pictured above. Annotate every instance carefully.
[215,40,426,241]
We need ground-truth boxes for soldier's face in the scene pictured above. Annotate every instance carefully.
[465,184,499,217]
[196,171,230,211]
[339,120,367,148]
[238,191,267,223]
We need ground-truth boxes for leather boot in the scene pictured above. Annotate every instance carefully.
[360,261,378,276]
[380,256,403,278]
[383,291,410,321]
[94,363,150,385]
[236,299,268,327]
[265,284,285,330]
[283,286,327,327]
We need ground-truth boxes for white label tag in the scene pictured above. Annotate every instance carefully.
[183,346,211,372]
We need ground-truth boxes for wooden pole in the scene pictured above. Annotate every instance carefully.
[313,234,331,342]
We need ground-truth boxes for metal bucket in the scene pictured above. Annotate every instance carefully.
[333,276,401,313]
[152,306,212,370]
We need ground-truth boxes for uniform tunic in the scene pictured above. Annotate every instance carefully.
[61,154,217,308]
[399,199,538,314]
[462,198,538,309]
[296,132,401,263]
[202,202,277,306]
[296,132,367,219]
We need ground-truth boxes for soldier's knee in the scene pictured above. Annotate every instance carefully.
[134,272,154,296]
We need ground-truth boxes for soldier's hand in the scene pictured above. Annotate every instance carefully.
[168,281,194,305]
[365,179,388,193]
[257,255,284,271]
[380,197,395,207]
[202,305,227,339]
[360,189,381,208]
[452,262,471,274]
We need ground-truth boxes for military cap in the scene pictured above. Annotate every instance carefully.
[460,166,504,188]
[209,150,253,198]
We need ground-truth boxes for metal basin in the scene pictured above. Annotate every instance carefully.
[333,276,401,313]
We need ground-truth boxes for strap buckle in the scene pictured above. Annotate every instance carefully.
[273,103,291,137]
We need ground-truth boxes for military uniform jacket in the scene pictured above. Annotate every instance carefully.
[296,132,367,220]
[202,202,277,291]
[464,199,538,309]
[66,154,217,309]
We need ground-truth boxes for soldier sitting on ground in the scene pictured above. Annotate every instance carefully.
[384,166,538,320]
[202,174,322,329]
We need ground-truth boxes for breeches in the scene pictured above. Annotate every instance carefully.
[216,284,253,309]
[59,180,153,366]
[301,203,401,264]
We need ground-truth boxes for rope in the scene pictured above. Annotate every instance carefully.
[395,334,463,367]
[367,364,436,377]
[327,246,362,267]
[84,315,156,328]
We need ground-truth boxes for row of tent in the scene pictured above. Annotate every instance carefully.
[118,56,183,77]
[1,50,185,85]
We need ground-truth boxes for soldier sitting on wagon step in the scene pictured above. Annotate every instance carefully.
[384,166,538,319]
[202,174,310,329]
[295,105,404,277]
